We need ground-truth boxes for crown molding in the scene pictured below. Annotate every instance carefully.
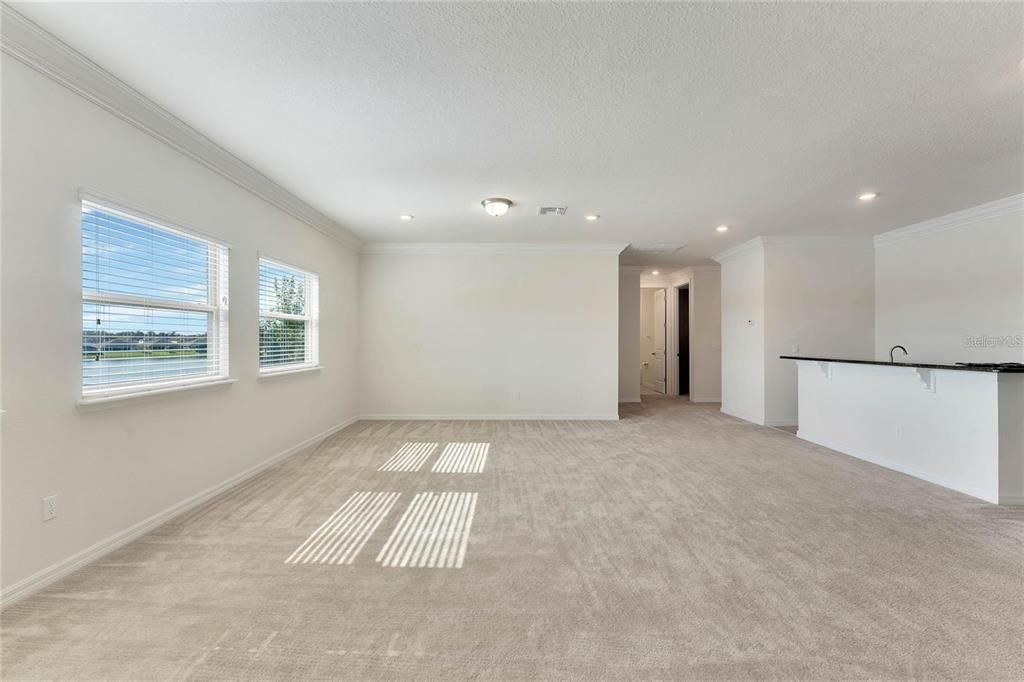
[362,242,629,256]
[712,238,764,263]
[873,194,1024,248]
[0,5,361,251]
[760,235,873,250]
[714,235,873,263]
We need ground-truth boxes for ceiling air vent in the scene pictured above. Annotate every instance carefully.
[538,206,568,216]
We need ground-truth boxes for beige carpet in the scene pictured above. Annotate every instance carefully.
[2,398,1022,680]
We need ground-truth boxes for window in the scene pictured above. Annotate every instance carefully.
[258,257,319,373]
[81,200,229,398]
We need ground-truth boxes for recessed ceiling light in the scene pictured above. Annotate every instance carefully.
[716,225,729,232]
[585,214,600,221]
[481,197,512,217]
[399,214,414,221]
[858,192,879,202]
[651,270,660,275]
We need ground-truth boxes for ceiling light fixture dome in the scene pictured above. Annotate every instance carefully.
[858,192,879,202]
[399,214,414,221]
[481,197,512,217]
[585,214,600,221]
[716,224,729,232]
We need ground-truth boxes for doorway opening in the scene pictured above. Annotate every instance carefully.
[640,288,667,394]
[678,285,690,397]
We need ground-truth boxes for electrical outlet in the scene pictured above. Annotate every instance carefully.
[42,495,58,521]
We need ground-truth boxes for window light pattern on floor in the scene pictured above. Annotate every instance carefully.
[432,442,489,474]
[285,492,399,565]
[378,442,438,472]
[376,492,478,568]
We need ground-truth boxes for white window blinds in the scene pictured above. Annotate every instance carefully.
[81,200,229,397]
[258,257,319,372]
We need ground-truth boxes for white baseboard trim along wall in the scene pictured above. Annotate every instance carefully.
[0,418,358,609]
[764,418,798,427]
[358,414,620,421]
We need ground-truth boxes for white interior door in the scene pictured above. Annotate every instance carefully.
[651,289,667,392]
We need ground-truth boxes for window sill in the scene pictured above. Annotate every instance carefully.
[257,365,322,381]
[77,377,236,411]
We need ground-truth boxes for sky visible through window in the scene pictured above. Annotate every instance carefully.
[82,204,215,388]
[81,204,209,337]
[82,204,209,304]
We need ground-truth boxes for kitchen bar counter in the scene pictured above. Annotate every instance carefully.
[783,356,1023,505]
[780,355,1024,372]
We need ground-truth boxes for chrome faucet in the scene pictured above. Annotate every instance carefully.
[890,345,908,363]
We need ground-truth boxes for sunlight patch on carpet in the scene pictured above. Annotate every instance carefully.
[376,492,478,568]
[378,442,438,472]
[432,442,489,473]
[286,492,400,565]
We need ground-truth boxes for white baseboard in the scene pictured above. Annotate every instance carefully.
[723,411,794,428]
[358,413,620,421]
[719,407,765,426]
[765,418,798,427]
[0,416,358,609]
[688,396,722,404]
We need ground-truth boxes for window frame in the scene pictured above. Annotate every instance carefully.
[79,197,231,402]
[257,255,320,376]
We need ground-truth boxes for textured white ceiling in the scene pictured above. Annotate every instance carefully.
[12,2,1023,265]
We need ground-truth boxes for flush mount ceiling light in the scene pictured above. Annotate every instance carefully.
[651,270,660,275]
[858,192,879,202]
[716,224,729,232]
[399,214,414,221]
[481,198,512,217]
[585,214,600,221]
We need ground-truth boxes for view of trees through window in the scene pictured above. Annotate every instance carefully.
[258,258,317,369]
[259,272,307,366]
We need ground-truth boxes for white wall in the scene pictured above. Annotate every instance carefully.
[717,239,874,426]
[618,266,641,403]
[718,245,766,423]
[679,266,723,403]
[875,202,1024,364]
[359,248,621,419]
[763,243,875,425]
[1,57,359,593]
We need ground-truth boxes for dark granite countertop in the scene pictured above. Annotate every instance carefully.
[779,356,1024,373]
